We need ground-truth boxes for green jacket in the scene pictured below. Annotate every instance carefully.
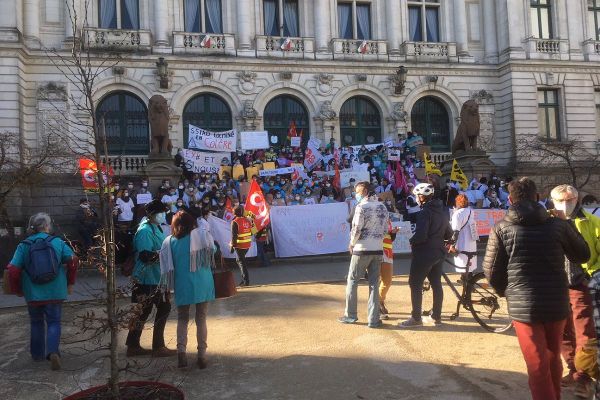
[574,210,600,276]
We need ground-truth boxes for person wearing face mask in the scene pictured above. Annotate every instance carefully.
[272,192,287,206]
[290,194,302,206]
[161,188,179,215]
[126,200,176,358]
[550,185,600,398]
[182,186,197,208]
[399,183,453,328]
[292,181,305,196]
[116,191,135,228]
[126,181,138,205]
[303,189,316,205]
[76,198,99,254]
[177,181,186,197]
[483,188,502,209]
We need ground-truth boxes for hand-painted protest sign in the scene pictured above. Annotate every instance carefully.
[259,167,296,177]
[136,193,153,205]
[304,139,323,171]
[350,143,384,152]
[241,131,269,150]
[182,149,230,173]
[188,125,237,152]
[391,219,412,254]
[340,169,371,188]
[387,149,401,161]
[472,209,507,236]
[270,203,350,257]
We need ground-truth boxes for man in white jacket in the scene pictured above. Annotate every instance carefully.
[338,181,389,328]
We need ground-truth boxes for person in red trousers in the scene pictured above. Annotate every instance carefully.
[483,178,590,400]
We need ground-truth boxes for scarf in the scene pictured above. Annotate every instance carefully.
[159,226,216,291]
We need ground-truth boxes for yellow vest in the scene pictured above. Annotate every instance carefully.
[574,211,600,275]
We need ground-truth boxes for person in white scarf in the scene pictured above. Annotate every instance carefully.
[159,211,216,369]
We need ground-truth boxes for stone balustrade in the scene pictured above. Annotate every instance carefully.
[172,32,236,56]
[583,39,600,61]
[82,28,152,52]
[255,35,315,59]
[103,156,148,174]
[430,152,453,165]
[331,39,388,61]
[523,37,569,60]
[401,41,458,63]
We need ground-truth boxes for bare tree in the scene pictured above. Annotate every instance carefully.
[516,136,600,191]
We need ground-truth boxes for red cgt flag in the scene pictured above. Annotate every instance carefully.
[79,158,113,192]
[244,179,270,231]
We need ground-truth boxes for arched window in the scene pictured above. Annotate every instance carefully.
[182,94,233,147]
[339,96,381,146]
[410,96,451,152]
[264,95,309,147]
[96,91,149,155]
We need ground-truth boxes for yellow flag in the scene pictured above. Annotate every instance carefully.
[424,153,442,176]
[450,159,469,190]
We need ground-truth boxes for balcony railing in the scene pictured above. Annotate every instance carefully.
[401,41,458,62]
[172,32,236,56]
[83,28,152,52]
[583,39,600,61]
[523,37,569,60]
[103,156,149,174]
[331,39,388,61]
[430,152,452,165]
[255,36,315,59]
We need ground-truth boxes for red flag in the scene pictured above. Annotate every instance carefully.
[78,158,113,192]
[223,197,235,222]
[333,161,341,192]
[287,120,297,142]
[244,180,270,231]
[394,161,408,195]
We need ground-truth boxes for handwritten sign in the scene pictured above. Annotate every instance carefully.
[241,131,269,150]
[388,149,401,161]
[340,169,370,188]
[291,136,301,147]
[136,193,152,205]
[188,125,237,152]
[472,209,507,236]
[182,149,230,174]
[259,167,296,177]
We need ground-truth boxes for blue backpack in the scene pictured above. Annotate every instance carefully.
[22,236,60,284]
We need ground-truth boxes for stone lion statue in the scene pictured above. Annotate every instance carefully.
[452,100,480,153]
[148,94,172,155]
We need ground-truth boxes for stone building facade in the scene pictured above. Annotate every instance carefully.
[1,0,600,227]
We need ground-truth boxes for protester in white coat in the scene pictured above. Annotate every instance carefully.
[450,194,478,273]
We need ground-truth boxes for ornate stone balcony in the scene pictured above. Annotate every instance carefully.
[331,39,388,61]
[523,37,570,60]
[103,156,149,175]
[172,32,236,56]
[401,41,458,63]
[255,36,315,59]
[583,39,600,61]
[83,28,152,52]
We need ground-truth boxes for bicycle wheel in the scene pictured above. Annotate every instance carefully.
[467,272,512,333]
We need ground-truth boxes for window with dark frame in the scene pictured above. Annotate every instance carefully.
[588,0,600,40]
[537,89,561,140]
[184,0,223,33]
[182,94,233,148]
[337,1,371,40]
[530,0,553,39]
[407,0,440,42]
[98,0,140,30]
[263,0,299,37]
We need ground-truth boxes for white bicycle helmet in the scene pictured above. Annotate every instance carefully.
[413,183,435,197]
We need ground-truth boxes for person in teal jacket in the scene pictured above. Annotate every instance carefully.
[159,210,216,369]
[125,199,176,358]
[6,212,78,371]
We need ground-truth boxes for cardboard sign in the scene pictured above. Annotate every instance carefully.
[291,136,301,147]
[182,149,230,173]
[136,193,153,205]
[241,131,269,150]
[246,166,259,180]
[388,149,401,161]
[472,209,507,236]
[263,162,276,170]
[340,169,370,188]
[188,126,237,152]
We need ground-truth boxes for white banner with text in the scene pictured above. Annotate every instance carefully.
[182,149,230,173]
[188,125,237,152]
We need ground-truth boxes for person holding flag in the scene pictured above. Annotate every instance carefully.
[230,205,253,287]
[423,153,442,177]
[450,159,469,190]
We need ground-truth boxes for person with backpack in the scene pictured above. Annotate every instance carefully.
[5,212,79,371]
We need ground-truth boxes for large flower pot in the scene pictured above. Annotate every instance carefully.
[63,381,184,400]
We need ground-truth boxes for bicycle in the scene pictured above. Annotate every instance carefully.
[422,250,512,333]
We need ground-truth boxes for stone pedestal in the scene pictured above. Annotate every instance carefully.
[145,155,182,192]
[441,151,496,181]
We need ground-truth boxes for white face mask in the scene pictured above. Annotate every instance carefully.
[554,199,577,219]
[154,212,167,225]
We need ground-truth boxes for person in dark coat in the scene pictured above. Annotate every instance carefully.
[399,183,453,328]
[483,177,590,400]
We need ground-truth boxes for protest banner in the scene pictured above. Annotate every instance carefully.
[340,169,370,188]
[384,139,395,148]
[208,215,257,258]
[270,203,350,257]
[350,143,383,152]
[290,136,301,147]
[308,137,321,149]
[182,149,230,173]
[472,209,507,236]
[241,131,269,150]
[304,139,323,171]
[188,125,237,152]
[259,167,296,177]
[136,193,152,205]
[387,149,401,161]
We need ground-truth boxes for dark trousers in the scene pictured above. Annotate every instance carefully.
[235,248,249,285]
[126,284,171,349]
[28,303,62,360]
[513,319,566,400]
[561,284,596,383]
[256,241,270,267]
[409,255,444,321]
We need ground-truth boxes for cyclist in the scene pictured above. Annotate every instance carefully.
[399,183,453,328]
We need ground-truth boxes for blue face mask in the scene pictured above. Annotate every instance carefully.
[154,212,166,225]
[355,193,364,203]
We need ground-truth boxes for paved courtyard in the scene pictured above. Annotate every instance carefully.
[0,265,565,400]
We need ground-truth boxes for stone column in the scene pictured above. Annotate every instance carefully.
[496,0,526,60]
[237,0,252,50]
[386,0,401,55]
[314,0,330,53]
[453,0,469,56]
[23,0,40,44]
[482,0,497,62]
[154,0,169,46]
[565,0,583,60]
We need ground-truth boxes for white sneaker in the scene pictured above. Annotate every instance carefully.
[423,316,443,326]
